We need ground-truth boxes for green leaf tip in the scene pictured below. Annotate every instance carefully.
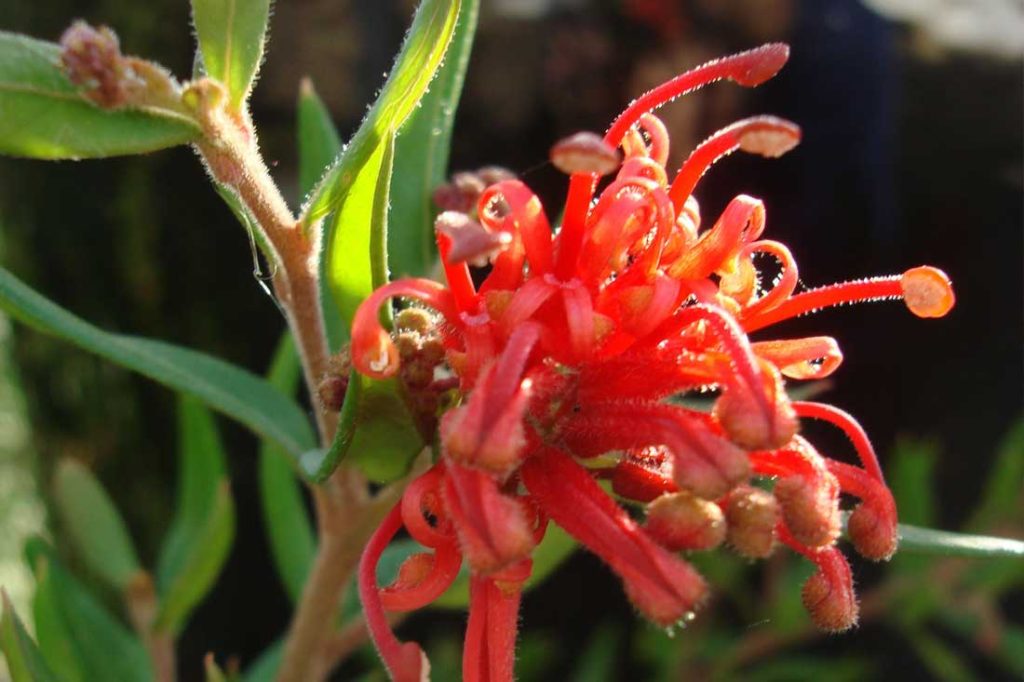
[191,0,272,110]
[53,458,141,591]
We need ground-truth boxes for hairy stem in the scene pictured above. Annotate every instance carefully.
[190,79,334,442]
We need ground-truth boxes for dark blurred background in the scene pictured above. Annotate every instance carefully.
[0,0,1021,680]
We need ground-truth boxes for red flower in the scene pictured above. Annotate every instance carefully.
[352,44,955,681]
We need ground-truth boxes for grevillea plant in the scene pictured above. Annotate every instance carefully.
[0,2,1020,682]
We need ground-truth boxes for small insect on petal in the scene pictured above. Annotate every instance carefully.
[900,266,955,318]
[550,132,621,176]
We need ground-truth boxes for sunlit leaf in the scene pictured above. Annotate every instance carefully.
[311,132,422,483]
[52,458,141,591]
[389,0,479,277]
[191,0,271,110]
[31,563,85,682]
[296,78,345,350]
[0,32,198,159]
[302,0,462,224]
[258,334,315,602]
[1,591,60,682]
[297,78,342,200]
[0,266,316,460]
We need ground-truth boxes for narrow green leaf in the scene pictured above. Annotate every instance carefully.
[243,639,283,682]
[205,656,229,682]
[23,544,151,682]
[886,437,938,527]
[302,0,462,224]
[31,563,85,682]
[895,523,1024,558]
[967,419,1024,532]
[568,623,619,682]
[156,396,228,593]
[0,32,199,159]
[907,630,976,682]
[1,591,60,682]
[191,0,271,110]
[329,133,396,327]
[258,334,315,602]
[296,79,345,350]
[0,266,316,460]
[52,458,140,592]
[312,132,422,482]
[297,78,342,200]
[389,0,479,277]
[154,482,235,634]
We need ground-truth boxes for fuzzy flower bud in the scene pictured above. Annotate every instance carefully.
[801,552,859,632]
[773,475,841,549]
[847,502,898,561]
[645,492,726,551]
[724,485,779,559]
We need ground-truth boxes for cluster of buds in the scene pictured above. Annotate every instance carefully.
[59,21,183,112]
[352,44,954,681]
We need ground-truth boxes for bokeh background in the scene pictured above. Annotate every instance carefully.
[0,0,1021,679]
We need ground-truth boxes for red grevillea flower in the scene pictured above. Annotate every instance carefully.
[352,44,955,681]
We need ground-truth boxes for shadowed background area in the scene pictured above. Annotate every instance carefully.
[0,0,1020,679]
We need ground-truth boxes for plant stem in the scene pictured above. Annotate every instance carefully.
[190,79,334,442]
[126,573,176,682]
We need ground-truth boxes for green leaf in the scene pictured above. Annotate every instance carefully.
[31,564,85,682]
[0,266,316,460]
[297,78,342,200]
[52,458,141,591]
[23,543,151,682]
[309,131,422,483]
[967,419,1024,532]
[886,437,938,527]
[258,334,315,602]
[568,623,620,682]
[191,0,271,110]
[243,639,283,682]
[154,481,234,634]
[302,0,463,224]
[432,524,576,609]
[1,591,60,682]
[907,630,976,682]
[895,523,1024,558]
[304,373,422,483]
[0,32,199,159]
[328,132,396,329]
[296,79,345,350]
[388,0,479,277]
[155,396,229,608]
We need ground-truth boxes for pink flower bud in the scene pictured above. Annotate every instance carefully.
[773,475,841,549]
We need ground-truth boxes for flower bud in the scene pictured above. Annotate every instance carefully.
[724,484,779,559]
[60,21,129,107]
[802,563,858,632]
[847,502,898,561]
[645,492,726,551]
[443,466,536,575]
[773,475,840,549]
[435,211,511,267]
[715,365,798,451]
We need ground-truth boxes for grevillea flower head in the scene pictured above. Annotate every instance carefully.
[353,43,955,681]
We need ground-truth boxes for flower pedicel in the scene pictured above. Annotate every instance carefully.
[350,44,955,681]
